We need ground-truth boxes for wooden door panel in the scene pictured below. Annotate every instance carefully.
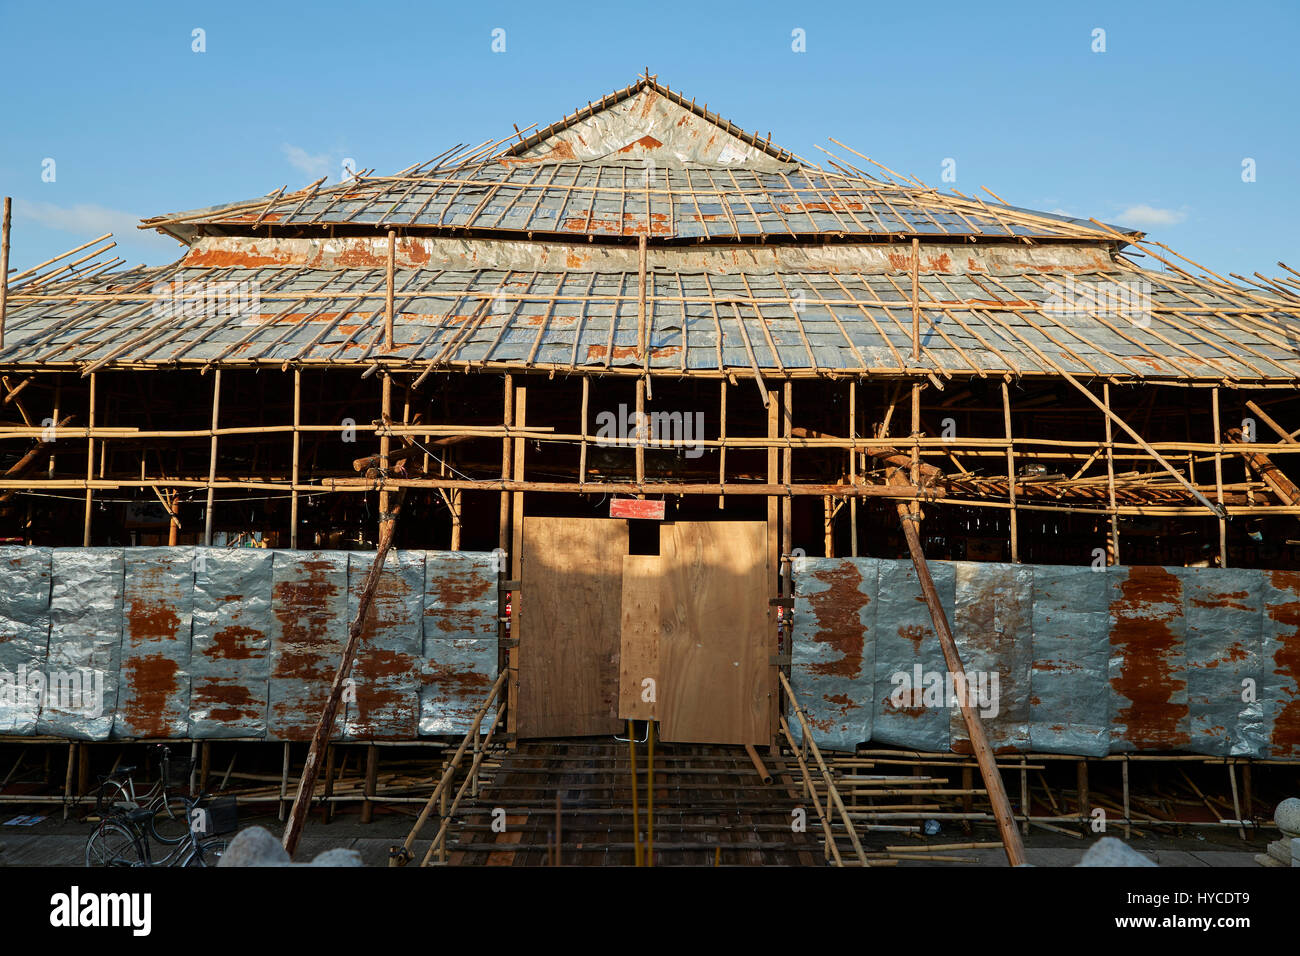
[516,516,627,737]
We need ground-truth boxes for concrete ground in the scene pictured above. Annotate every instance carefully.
[0,807,1276,866]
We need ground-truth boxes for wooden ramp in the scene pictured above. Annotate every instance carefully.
[445,739,823,866]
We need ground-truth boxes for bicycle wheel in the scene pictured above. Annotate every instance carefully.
[93,779,134,816]
[182,837,229,867]
[85,821,140,867]
[148,793,191,845]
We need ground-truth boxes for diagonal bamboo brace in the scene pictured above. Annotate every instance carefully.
[890,471,1027,866]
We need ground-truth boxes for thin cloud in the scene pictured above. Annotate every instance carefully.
[13,199,173,245]
[281,143,333,179]
[1115,204,1188,227]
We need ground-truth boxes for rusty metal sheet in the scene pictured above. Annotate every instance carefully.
[1261,569,1300,757]
[871,559,954,753]
[343,551,422,740]
[1108,565,1191,752]
[0,547,52,735]
[1028,565,1111,756]
[420,551,498,735]
[189,548,273,739]
[790,557,879,753]
[38,549,123,740]
[267,551,348,741]
[1178,567,1265,757]
[114,548,192,739]
[950,562,1032,754]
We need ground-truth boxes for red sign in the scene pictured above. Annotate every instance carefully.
[609,498,665,520]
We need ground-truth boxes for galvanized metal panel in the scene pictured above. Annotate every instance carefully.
[790,558,879,752]
[1260,569,1300,757]
[114,548,192,739]
[0,547,52,735]
[1177,567,1265,757]
[950,562,1032,753]
[871,559,953,753]
[420,551,498,736]
[343,550,423,740]
[1109,565,1191,752]
[1028,564,1111,756]
[267,551,348,741]
[189,548,273,739]
[38,549,123,740]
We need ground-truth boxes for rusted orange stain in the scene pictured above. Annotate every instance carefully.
[1110,566,1189,749]
[805,563,866,679]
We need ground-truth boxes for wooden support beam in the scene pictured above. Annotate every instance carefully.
[1002,379,1019,563]
[83,374,95,546]
[508,385,526,740]
[291,368,301,549]
[1213,387,1228,566]
[1060,370,1226,518]
[849,381,858,557]
[1224,427,1300,505]
[203,370,221,546]
[282,488,407,857]
[890,471,1027,867]
[385,230,396,352]
[1103,384,1120,565]
[0,197,10,350]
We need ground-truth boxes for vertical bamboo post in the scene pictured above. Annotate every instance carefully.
[385,230,396,352]
[379,372,393,541]
[1122,756,1132,840]
[361,744,378,824]
[636,233,648,357]
[1002,379,1019,563]
[0,197,10,350]
[278,741,291,822]
[291,368,301,549]
[849,381,858,557]
[167,490,180,546]
[578,375,589,483]
[635,377,645,493]
[500,374,514,733]
[778,381,793,751]
[83,373,96,546]
[823,496,834,557]
[321,744,335,823]
[1103,383,1120,565]
[718,380,727,510]
[1212,386,1227,567]
[203,370,221,546]
[508,386,526,739]
[1077,759,1090,823]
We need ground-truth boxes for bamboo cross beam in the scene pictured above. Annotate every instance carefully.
[1057,369,1228,519]
[282,488,408,857]
[889,472,1027,867]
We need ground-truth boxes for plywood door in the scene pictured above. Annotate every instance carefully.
[516,516,627,738]
[657,521,771,744]
[619,555,662,721]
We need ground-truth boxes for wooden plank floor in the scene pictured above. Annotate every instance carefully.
[447,739,822,866]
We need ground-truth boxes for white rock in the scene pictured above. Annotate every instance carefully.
[1078,836,1157,867]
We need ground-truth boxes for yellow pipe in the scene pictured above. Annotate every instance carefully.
[647,721,655,867]
[628,720,642,867]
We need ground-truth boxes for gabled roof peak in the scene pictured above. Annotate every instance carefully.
[502,74,799,171]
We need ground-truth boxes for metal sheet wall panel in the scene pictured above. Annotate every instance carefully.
[267,551,348,741]
[420,552,498,736]
[790,558,879,752]
[1178,568,1265,757]
[1108,566,1191,752]
[871,559,954,753]
[189,549,273,739]
[1028,565,1111,756]
[343,551,423,740]
[38,549,123,740]
[950,562,1032,753]
[115,548,193,739]
[0,547,52,735]
[1261,570,1300,757]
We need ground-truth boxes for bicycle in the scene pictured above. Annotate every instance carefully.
[85,793,231,867]
[91,744,191,845]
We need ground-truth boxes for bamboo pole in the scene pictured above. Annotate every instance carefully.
[1002,379,1019,562]
[291,368,301,549]
[0,197,10,349]
[890,473,1027,867]
[1213,386,1227,566]
[849,381,858,557]
[385,230,396,352]
[83,374,95,546]
[1104,384,1120,564]
[203,370,221,546]
[282,488,407,857]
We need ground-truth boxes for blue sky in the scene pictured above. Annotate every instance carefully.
[2,0,1296,280]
